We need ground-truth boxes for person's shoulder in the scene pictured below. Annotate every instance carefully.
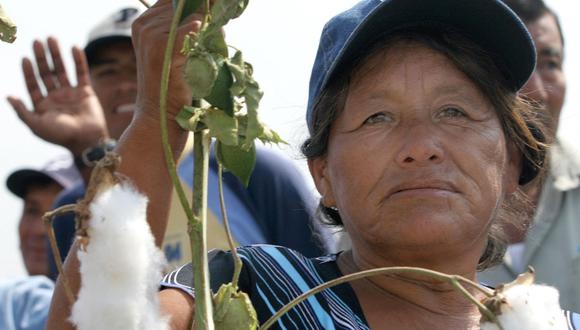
[254,145,301,174]
[546,138,580,191]
[161,245,325,288]
[236,244,340,275]
[564,310,580,329]
[0,275,54,292]
[0,276,53,330]
[54,181,85,205]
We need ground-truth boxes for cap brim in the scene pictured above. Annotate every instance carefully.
[6,170,57,198]
[326,0,535,93]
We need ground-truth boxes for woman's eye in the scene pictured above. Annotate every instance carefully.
[363,112,393,125]
[438,107,466,119]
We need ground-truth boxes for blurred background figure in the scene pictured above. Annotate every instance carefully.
[1,155,80,330]
[5,155,81,277]
[479,0,580,311]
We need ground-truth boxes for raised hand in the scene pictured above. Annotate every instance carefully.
[131,0,202,125]
[7,37,109,156]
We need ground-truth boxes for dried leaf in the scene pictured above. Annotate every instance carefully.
[213,283,257,330]
[203,108,238,146]
[203,30,229,58]
[232,0,249,19]
[206,61,235,116]
[176,105,206,131]
[260,125,287,145]
[209,0,243,30]
[0,4,16,43]
[216,141,256,187]
[225,52,248,97]
[241,82,264,149]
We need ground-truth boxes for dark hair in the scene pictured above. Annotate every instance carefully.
[503,0,565,47]
[301,26,548,270]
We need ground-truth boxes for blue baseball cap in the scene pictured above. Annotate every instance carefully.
[306,0,537,133]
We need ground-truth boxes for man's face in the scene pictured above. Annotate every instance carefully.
[522,13,566,134]
[89,40,137,140]
[19,182,63,276]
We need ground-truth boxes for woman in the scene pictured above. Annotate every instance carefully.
[157,0,565,328]
[46,0,576,329]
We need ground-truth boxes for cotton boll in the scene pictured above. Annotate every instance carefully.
[70,182,170,330]
[481,283,567,330]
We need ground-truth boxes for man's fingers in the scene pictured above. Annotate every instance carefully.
[47,37,71,88]
[72,46,90,87]
[7,96,36,128]
[33,39,58,92]
[22,58,44,109]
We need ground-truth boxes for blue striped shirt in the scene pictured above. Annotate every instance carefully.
[161,245,580,329]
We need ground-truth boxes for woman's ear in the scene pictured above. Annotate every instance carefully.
[504,142,522,194]
[308,157,337,208]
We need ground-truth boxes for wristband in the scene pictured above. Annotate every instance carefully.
[74,139,117,169]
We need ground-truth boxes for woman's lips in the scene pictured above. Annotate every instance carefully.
[387,180,458,199]
[390,187,456,199]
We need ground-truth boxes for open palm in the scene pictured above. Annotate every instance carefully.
[8,37,109,156]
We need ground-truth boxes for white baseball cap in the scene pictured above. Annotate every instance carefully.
[84,7,143,65]
[6,155,82,198]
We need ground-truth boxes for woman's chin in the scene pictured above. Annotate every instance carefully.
[359,209,484,255]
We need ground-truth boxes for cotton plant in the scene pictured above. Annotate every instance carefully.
[70,182,169,330]
[480,270,568,330]
[160,0,283,328]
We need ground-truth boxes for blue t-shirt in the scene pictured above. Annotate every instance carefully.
[48,146,326,280]
[0,276,53,330]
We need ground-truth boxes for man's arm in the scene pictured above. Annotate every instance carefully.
[44,0,200,328]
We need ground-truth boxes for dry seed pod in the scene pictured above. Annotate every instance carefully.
[184,50,219,99]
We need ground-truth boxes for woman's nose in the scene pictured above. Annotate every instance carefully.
[395,125,444,167]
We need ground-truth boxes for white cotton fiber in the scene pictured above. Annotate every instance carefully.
[70,182,170,330]
[481,284,568,330]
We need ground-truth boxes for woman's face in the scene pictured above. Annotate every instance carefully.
[310,42,519,261]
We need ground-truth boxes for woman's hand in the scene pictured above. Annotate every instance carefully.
[131,0,203,129]
[7,37,109,157]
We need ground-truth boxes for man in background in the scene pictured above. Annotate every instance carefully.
[479,0,579,311]
[6,155,81,276]
[1,155,80,330]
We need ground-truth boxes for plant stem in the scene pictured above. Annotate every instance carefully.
[159,0,196,243]
[137,0,151,8]
[43,204,77,305]
[259,267,500,330]
[201,0,211,31]
[159,0,213,328]
[456,276,495,297]
[190,130,214,330]
[450,277,503,329]
[217,164,243,288]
